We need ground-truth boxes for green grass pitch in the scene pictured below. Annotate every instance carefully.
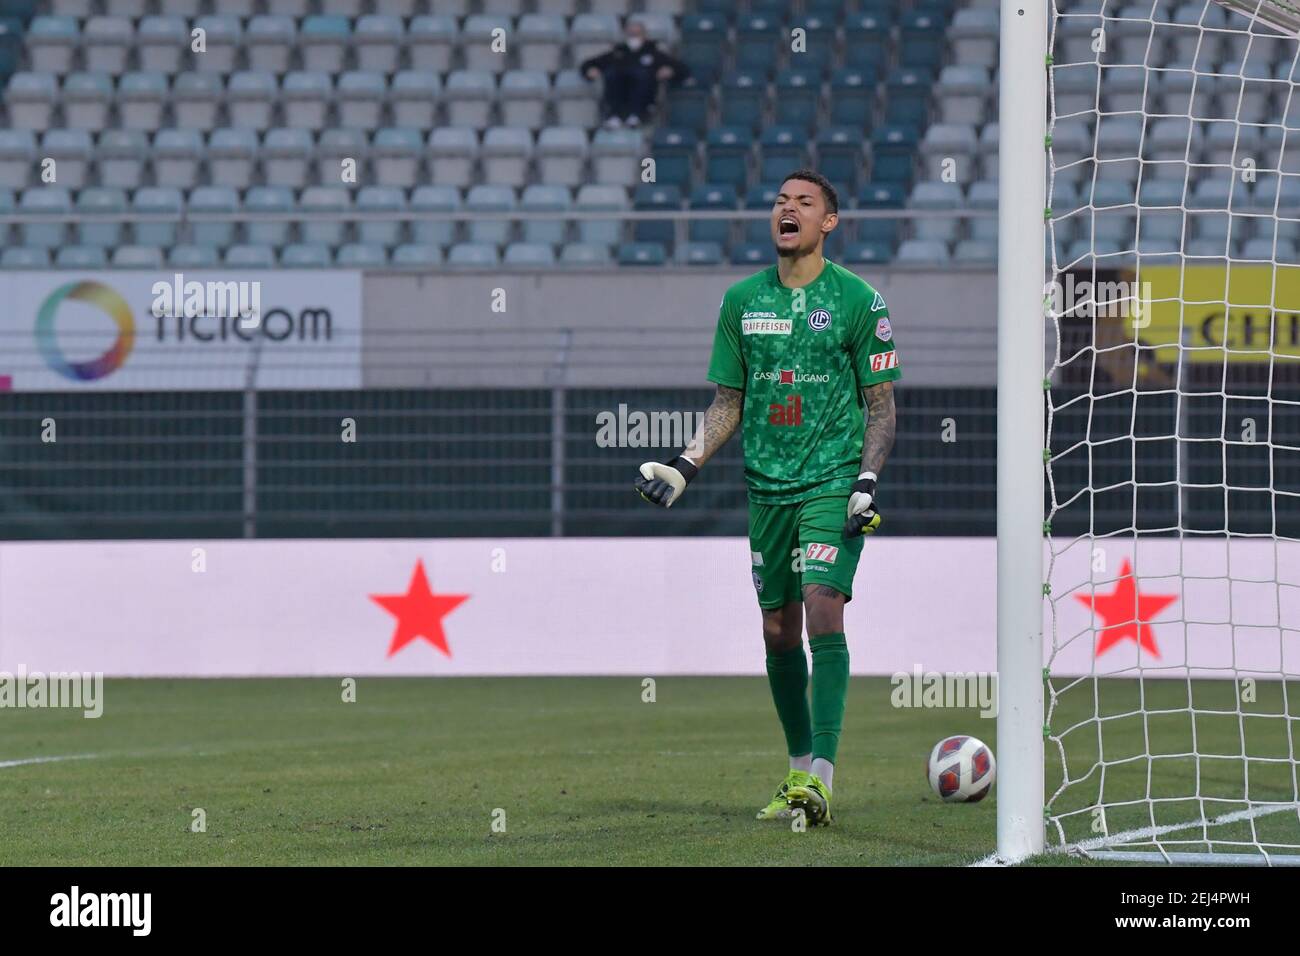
[0,677,1294,866]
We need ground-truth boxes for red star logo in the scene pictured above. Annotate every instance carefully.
[779,369,794,385]
[1074,558,1177,658]
[370,560,469,658]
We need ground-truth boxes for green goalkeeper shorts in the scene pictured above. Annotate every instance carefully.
[747,494,865,609]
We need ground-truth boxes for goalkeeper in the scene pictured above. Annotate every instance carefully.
[635,170,900,826]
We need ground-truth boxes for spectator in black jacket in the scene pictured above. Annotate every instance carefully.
[580,20,688,129]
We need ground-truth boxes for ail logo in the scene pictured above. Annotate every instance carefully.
[768,394,804,425]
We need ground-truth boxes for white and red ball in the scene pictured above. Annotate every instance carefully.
[926,735,996,803]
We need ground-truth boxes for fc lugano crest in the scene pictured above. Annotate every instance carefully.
[808,308,832,331]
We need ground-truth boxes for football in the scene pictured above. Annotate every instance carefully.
[926,735,997,803]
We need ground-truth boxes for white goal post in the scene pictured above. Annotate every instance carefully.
[997,0,1300,864]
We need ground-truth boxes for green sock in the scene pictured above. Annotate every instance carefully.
[765,645,812,758]
[810,633,850,764]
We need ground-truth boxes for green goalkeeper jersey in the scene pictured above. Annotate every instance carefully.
[706,259,901,504]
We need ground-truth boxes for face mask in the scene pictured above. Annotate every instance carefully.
[626,37,643,51]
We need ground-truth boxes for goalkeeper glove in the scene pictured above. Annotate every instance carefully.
[843,471,882,538]
[635,455,699,508]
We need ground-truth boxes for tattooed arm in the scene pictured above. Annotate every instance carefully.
[860,380,896,476]
[683,384,743,465]
[635,384,742,507]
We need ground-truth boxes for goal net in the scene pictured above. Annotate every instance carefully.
[1041,0,1300,863]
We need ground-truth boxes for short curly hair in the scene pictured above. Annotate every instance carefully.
[780,168,839,215]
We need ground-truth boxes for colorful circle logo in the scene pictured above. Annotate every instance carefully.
[35,281,135,381]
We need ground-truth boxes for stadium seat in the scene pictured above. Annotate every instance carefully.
[910,181,965,243]
[336,243,388,268]
[735,15,780,73]
[298,186,351,247]
[75,187,126,247]
[62,72,112,130]
[968,180,998,241]
[518,14,567,73]
[790,14,836,62]
[0,129,33,189]
[225,244,277,268]
[504,242,557,266]
[896,238,950,263]
[166,243,217,268]
[570,14,621,65]
[208,128,259,189]
[591,128,642,185]
[117,71,167,131]
[720,72,767,132]
[243,186,294,247]
[730,242,769,265]
[632,183,681,250]
[617,241,667,266]
[314,128,368,187]
[828,68,878,130]
[935,67,990,125]
[574,183,628,247]
[372,127,425,189]
[759,126,808,186]
[110,245,162,268]
[950,7,999,66]
[520,183,572,247]
[689,183,738,247]
[841,240,893,265]
[247,15,296,74]
[921,124,978,184]
[554,70,600,128]
[884,68,934,129]
[481,127,534,189]
[392,243,444,267]
[410,185,461,248]
[83,17,131,75]
[152,128,203,188]
[193,15,241,74]
[427,128,478,189]
[900,10,947,71]
[186,185,239,249]
[680,241,724,265]
[537,127,588,188]
[407,15,457,73]
[171,72,221,131]
[650,127,696,190]
[55,245,108,269]
[773,70,821,130]
[282,72,332,131]
[843,12,890,71]
[129,186,181,247]
[704,127,752,191]
[744,182,779,244]
[137,15,186,73]
[281,243,333,268]
[260,128,313,189]
[228,72,276,132]
[334,72,386,132]
[356,185,406,248]
[390,71,440,129]
[4,72,57,130]
[816,127,865,197]
[300,15,349,74]
[559,242,612,266]
[447,242,501,268]
[1,247,50,268]
[464,184,516,247]
[871,125,919,187]
[354,14,403,73]
[500,71,550,130]
[462,15,512,73]
[26,17,77,74]
[445,71,496,129]
[680,13,727,73]
[953,239,996,263]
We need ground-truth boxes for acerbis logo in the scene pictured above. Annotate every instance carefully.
[35,281,134,382]
[808,308,832,331]
[753,368,830,384]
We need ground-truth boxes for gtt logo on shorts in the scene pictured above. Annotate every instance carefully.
[804,543,839,564]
